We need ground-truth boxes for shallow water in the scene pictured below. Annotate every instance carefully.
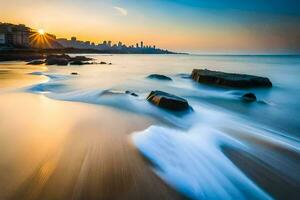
[0,54,300,199]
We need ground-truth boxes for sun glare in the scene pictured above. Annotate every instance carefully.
[38,29,45,35]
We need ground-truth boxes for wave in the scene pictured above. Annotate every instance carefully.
[132,104,300,199]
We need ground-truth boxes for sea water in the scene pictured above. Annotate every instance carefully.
[1,54,300,199]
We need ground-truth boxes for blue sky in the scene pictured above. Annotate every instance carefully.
[2,0,300,53]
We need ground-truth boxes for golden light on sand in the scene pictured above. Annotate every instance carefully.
[38,29,45,35]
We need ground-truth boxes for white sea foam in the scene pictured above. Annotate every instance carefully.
[132,124,273,200]
[132,101,300,199]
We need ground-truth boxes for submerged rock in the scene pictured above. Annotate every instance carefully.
[46,58,68,66]
[46,54,71,61]
[191,69,272,88]
[45,54,94,66]
[70,72,79,75]
[177,73,191,79]
[147,90,190,111]
[242,93,257,102]
[100,61,107,64]
[125,90,138,97]
[45,54,70,65]
[70,60,85,65]
[147,74,172,81]
[26,60,45,65]
[70,56,93,62]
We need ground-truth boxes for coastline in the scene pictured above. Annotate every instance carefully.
[0,48,183,61]
[0,48,187,63]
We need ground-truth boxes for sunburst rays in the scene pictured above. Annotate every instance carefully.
[29,30,55,49]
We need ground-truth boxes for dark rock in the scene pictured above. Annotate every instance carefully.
[70,60,85,65]
[191,69,272,88]
[147,74,172,81]
[109,63,112,65]
[100,90,125,96]
[26,60,45,65]
[46,54,71,61]
[242,93,257,102]
[147,90,190,111]
[125,90,138,97]
[45,54,94,66]
[70,56,93,62]
[100,61,107,64]
[46,58,68,66]
[45,54,70,65]
[70,72,79,75]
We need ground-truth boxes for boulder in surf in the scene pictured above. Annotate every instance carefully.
[147,90,190,111]
[191,69,272,88]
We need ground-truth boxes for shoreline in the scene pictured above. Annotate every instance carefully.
[1,55,300,199]
[0,92,185,200]
[0,66,185,200]
[0,48,186,62]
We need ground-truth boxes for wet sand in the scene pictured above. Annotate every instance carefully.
[0,93,183,200]
[221,128,300,199]
[0,62,48,90]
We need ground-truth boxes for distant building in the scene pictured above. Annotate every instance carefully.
[112,44,117,49]
[0,23,30,47]
[141,41,144,48]
[136,43,139,48]
[13,31,30,47]
[71,37,76,41]
[0,33,5,44]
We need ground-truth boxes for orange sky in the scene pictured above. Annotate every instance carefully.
[1,0,300,53]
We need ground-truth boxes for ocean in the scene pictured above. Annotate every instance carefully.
[0,54,299,199]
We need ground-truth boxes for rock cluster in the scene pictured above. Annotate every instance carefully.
[25,54,110,66]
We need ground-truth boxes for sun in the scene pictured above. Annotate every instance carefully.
[38,29,45,35]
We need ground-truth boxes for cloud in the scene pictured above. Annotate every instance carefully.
[113,6,128,16]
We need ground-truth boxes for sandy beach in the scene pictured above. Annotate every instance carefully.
[0,92,184,200]
[0,63,184,200]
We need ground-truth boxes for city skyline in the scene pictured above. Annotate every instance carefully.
[1,0,300,54]
[57,36,157,50]
[0,22,170,54]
